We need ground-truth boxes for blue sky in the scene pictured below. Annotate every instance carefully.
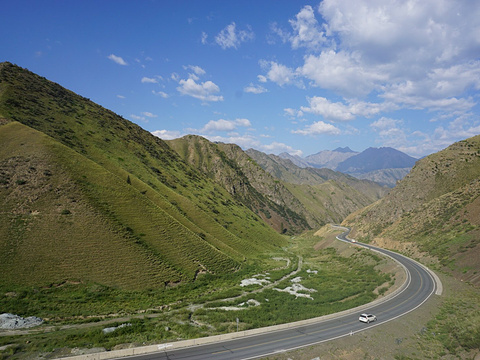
[2,0,480,158]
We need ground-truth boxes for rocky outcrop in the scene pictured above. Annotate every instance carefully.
[0,313,43,329]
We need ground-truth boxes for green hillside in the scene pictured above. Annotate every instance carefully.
[0,62,286,290]
[167,135,311,233]
[245,148,388,225]
[344,135,480,285]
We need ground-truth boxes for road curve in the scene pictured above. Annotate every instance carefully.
[113,227,440,360]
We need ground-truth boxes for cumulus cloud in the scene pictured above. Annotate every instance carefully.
[369,114,480,157]
[260,60,301,87]
[262,142,303,157]
[183,65,206,77]
[151,130,182,140]
[152,90,169,98]
[141,77,158,84]
[201,118,251,132]
[201,133,259,149]
[270,5,328,51]
[369,117,408,148]
[244,83,268,94]
[264,0,480,120]
[130,112,157,122]
[292,121,341,136]
[299,50,387,98]
[300,96,391,122]
[288,5,326,50]
[107,54,127,66]
[175,66,223,102]
[130,114,147,122]
[201,32,208,45]
[177,78,223,102]
[142,112,157,118]
[215,22,254,49]
[200,133,303,157]
[284,108,304,118]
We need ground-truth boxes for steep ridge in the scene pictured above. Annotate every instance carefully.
[344,135,480,285]
[0,62,287,289]
[167,135,311,233]
[245,148,388,225]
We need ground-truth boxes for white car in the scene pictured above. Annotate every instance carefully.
[359,313,377,323]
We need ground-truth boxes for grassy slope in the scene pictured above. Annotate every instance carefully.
[167,135,312,233]
[344,135,480,285]
[0,62,286,290]
[284,180,383,225]
[0,121,240,288]
[245,148,388,226]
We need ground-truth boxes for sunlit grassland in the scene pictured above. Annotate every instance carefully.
[0,119,286,289]
[194,231,392,331]
[0,228,399,357]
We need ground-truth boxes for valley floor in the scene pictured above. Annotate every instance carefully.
[3,226,478,360]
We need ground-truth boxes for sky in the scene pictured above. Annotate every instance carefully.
[1,0,480,158]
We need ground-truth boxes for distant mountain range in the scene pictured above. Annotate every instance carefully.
[279,146,417,187]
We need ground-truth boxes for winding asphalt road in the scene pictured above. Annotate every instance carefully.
[123,227,439,360]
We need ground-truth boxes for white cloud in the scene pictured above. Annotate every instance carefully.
[215,22,254,49]
[175,66,223,102]
[370,117,401,132]
[116,95,125,99]
[266,0,480,122]
[292,121,341,136]
[300,96,390,122]
[183,65,206,77]
[130,112,157,122]
[382,80,476,113]
[369,114,480,157]
[130,114,146,122]
[261,142,303,157]
[201,118,251,132]
[299,50,387,97]
[370,117,407,149]
[199,134,303,157]
[257,75,267,83]
[284,108,299,118]
[260,60,301,87]
[288,5,326,51]
[152,90,169,98]
[319,0,480,67]
[142,112,157,118]
[380,61,480,113]
[270,5,328,51]
[201,32,208,44]
[141,77,158,84]
[244,83,268,94]
[152,130,182,140]
[269,22,289,44]
[107,54,127,66]
[301,97,354,122]
[201,133,259,149]
[177,78,223,102]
